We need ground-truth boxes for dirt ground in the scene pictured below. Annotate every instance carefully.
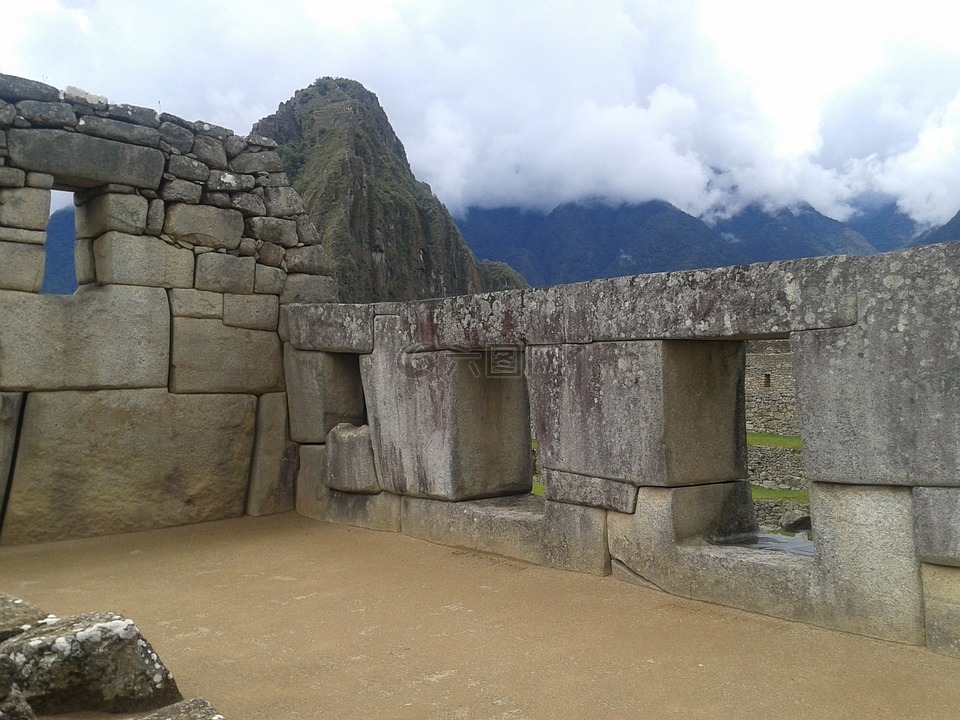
[1,512,958,720]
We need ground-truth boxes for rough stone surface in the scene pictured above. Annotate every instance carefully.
[222,293,279,331]
[6,129,165,188]
[0,395,23,541]
[245,393,297,516]
[262,186,304,216]
[206,170,254,192]
[0,242,44,292]
[528,340,745,485]
[254,264,286,295]
[794,244,960,486]
[0,611,181,713]
[922,563,960,658]
[191,135,227,170]
[0,593,45,642]
[76,192,148,237]
[231,151,284,175]
[1,389,255,544]
[13,100,76,128]
[0,75,59,102]
[284,346,365,443]
[194,252,255,294]
[94,232,194,288]
[246,216,298,247]
[137,697,226,720]
[163,204,243,251]
[0,227,45,245]
[279,274,338,304]
[159,179,202,204]
[288,303,374,353]
[542,468,639,513]
[325,424,379,494]
[167,289,222,319]
[170,318,283,394]
[0,285,169,390]
[914,487,960,567]
[284,245,331,275]
[0,187,50,230]
[166,156,210,182]
[76,116,160,147]
[0,684,34,720]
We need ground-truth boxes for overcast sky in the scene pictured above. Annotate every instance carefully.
[3,0,960,225]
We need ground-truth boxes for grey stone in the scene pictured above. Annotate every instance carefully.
[14,100,76,127]
[0,285,169,390]
[0,593,45,643]
[256,172,290,188]
[93,232,194,288]
[542,468,639,513]
[246,216,298,247]
[206,170,255,192]
[922,563,960,657]
[246,393,296,516]
[914,487,960,567]
[194,252,255,294]
[1,389,255,544]
[284,346,365,443]
[794,244,960,486]
[170,317,283,394]
[201,191,231,209]
[75,183,135,203]
[75,192,148,237]
[262,186,304,216]
[326,424,379,494]
[528,340,744,485]
[159,121,194,153]
[159,178,202,203]
[163,203,243,250]
[0,104,15,129]
[245,134,278,149]
[0,395,23,528]
[0,167,26,187]
[231,191,266,216]
[0,611,181,713]
[0,74,59,102]
[360,315,532,500]
[24,172,53,189]
[193,121,232,140]
[0,682,34,720]
[168,288,222,318]
[137,698,226,720]
[280,274,338,304]
[231,150,284,174]
[222,293,279,330]
[288,303,374,353]
[296,444,401,532]
[0,227,45,244]
[147,198,165,235]
[296,214,322,245]
[74,237,94,284]
[284,244,332,275]
[779,509,811,532]
[106,103,160,128]
[254,264,286,295]
[6,129,165,188]
[238,237,258,256]
[76,115,160,146]
[0,187,50,230]
[62,86,108,107]
[166,155,210,182]
[224,134,247,158]
[0,241,44,292]
[257,241,285,267]
[191,135,227,169]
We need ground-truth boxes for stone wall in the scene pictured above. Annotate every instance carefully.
[744,340,800,436]
[0,73,333,543]
[748,445,805,489]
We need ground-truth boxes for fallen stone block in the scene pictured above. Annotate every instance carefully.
[0,594,46,642]
[137,697,226,720]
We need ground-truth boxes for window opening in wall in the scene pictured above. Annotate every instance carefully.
[41,190,77,295]
[763,373,771,387]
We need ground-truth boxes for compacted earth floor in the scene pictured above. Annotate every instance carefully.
[1,513,958,720]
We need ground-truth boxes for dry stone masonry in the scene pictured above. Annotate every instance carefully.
[2,73,960,664]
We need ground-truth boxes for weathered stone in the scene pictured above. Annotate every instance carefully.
[24,172,53,189]
[0,166,26,187]
[288,303,375,353]
[0,227,45,244]
[233,194,267,218]
[93,232,194,288]
[794,244,960,486]
[188,134,226,170]
[284,346,365,443]
[280,274,338,304]
[245,216,298,247]
[0,74,59,102]
[257,241,285,267]
[296,214,322,245]
[170,317,282,394]
[0,611,181,713]
[238,237,258,256]
[194,252,255,294]
[194,121,232,140]
[166,155,209,182]
[246,393,296,516]
[231,150,284,174]
[63,85,108,107]
[278,306,291,342]
[780,509,811,532]
[74,237,95,284]
[146,198,164,235]
[284,245,332,275]
[223,293,279,330]
[262,186,304,216]
[256,172,290,188]
[246,134,278,149]
[168,288,222,318]
[296,444,401,532]
[914,487,960,567]
[137,697,226,720]
[542,468,638,513]
[0,593,45,642]
[159,121,194,153]
[325,424,379,494]
[0,241,45,292]
[163,203,243,250]
[200,191,231,209]
[0,285,169,390]
[75,183,135,203]
[76,192,148,237]
[159,178,202,204]
[1,389,255,543]
[206,170,255,192]
[6,129,165,188]
[922,563,960,657]
[254,264,286,295]
[106,103,160,128]
[76,115,159,146]
[224,134,247,158]
[528,340,745,485]
[0,683,34,720]
[0,395,23,528]
[13,100,76,127]
[0,187,50,230]
[360,316,532,500]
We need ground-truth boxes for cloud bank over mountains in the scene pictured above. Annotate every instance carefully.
[5,0,960,225]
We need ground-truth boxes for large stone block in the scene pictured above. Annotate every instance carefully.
[93,232,194,288]
[245,393,297,516]
[167,288,222,318]
[194,252,255,294]
[283,346,365,443]
[914,487,960,567]
[0,241,44,292]
[222,293,278,331]
[922,563,960,657]
[528,340,745,485]
[75,192,148,237]
[287,303,375,353]
[246,216,298,247]
[0,285,169,390]
[0,393,22,520]
[0,187,50,230]
[279,273,338,304]
[360,315,532,500]
[76,115,161,147]
[162,204,243,251]
[170,317,283,394]
[325,424,379,494]
[794,244,960,486]
[6,129,165,188]
[1,389,256,544]
[542,468,638,513]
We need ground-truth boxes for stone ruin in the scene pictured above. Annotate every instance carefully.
[2,73,960,664]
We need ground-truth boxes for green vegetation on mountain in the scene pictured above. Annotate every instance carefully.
[253,78,525,302]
